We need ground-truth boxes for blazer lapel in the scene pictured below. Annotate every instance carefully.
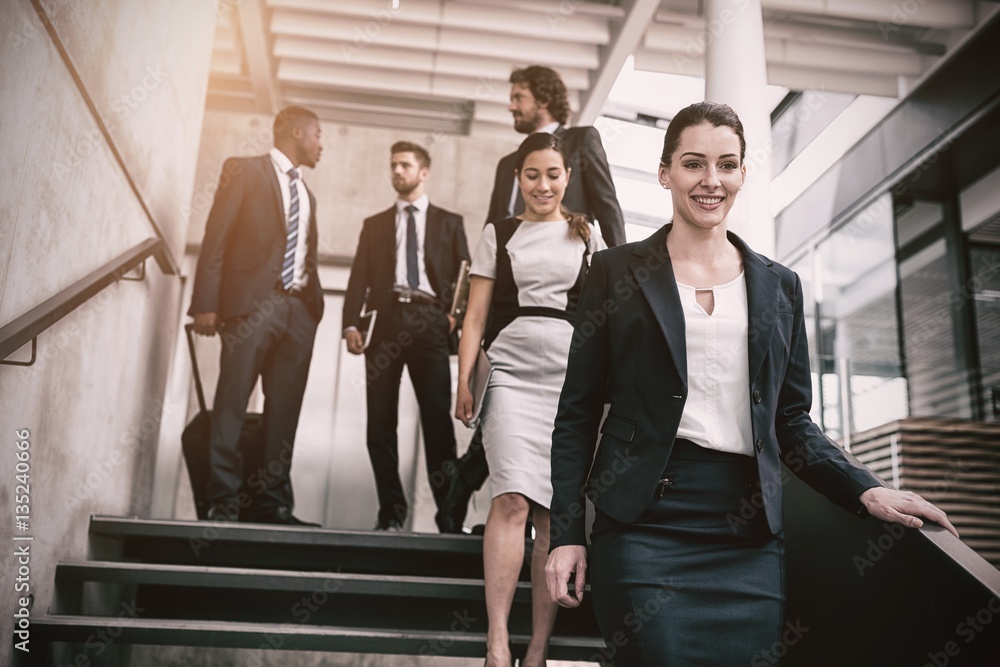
[261,156,285,233]
[729,231,782,383]
[424,204,441,288]
[632,225,688,388]
[381,206,397,279]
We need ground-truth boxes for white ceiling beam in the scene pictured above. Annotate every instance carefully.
[473,101,518,126]
[267,0,612,43]
[643,24,928,77]
[648,16,943,54]
[633,48,901,97]
[763,0,976,29]
[469,119,522,141]
[576,0,662,125]
[236,0,278,114]
[656,0,977,29]
[277,60,581,109]
[766,63,900,97]
[270,10,600,68]
[272,36,592,89]
[454,0,626,20]
[767,38,928,76]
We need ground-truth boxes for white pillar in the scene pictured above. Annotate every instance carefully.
[704,0,775,256]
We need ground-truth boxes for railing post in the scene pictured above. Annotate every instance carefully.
[839,356,853,451]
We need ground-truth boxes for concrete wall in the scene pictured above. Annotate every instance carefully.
[0,0,216,664]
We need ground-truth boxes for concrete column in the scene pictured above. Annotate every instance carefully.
[704,0,775,256]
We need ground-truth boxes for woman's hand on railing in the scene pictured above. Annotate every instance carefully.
[192,312,219,336]
[860,486,960,538]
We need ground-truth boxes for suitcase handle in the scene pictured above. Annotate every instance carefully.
[184,323,208,413]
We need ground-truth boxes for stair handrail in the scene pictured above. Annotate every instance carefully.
[0,238,162,366]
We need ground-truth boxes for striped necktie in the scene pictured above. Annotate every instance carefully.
[281,167,300,290]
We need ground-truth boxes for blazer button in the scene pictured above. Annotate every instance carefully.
[755,438,764,452]
[752,390,762,404]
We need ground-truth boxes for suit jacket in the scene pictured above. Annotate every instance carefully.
[549,224,881,549]
[486,126,627,247]
[342,203,470,346]
[189,154,324,322]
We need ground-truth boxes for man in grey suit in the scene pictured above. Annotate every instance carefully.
[190,105,323,526]
[436,65,627,532]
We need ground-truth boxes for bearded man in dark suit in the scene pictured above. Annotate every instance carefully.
[343,141,470,531]
[190,105,324,526]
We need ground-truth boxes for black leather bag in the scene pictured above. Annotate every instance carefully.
[181,324,263,519]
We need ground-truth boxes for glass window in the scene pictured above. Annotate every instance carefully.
[969,245,1000,421]
[896,200,974,418]
[815,194,907,438]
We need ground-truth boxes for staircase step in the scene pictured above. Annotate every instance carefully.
[31,615,610,662]
[89,516,525,578]
[56,560,540,602]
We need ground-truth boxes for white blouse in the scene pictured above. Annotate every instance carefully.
[674,272,755,456]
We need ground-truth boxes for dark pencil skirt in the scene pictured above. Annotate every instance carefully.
[589,439,785,666]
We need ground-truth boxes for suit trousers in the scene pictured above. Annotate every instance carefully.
[365,302,457,525]
[208,290,318,514]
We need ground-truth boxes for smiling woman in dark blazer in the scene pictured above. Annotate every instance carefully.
[545,101,958,666]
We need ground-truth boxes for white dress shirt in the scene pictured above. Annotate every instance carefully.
[394,194,435,296]
[269,147,310,289]
[675,272,755,456]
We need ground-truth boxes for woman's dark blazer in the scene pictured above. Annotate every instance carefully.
[549,223,881,549]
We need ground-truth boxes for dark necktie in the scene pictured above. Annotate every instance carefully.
[281,167,300,290]
[406,204,419,288]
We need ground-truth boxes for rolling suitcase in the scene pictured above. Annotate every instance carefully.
[181,323,263,519]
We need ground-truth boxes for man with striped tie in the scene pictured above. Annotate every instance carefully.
[190,105,324,526]
[343,142,470,531]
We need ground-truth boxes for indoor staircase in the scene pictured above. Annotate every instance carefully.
[26,516,608,665]
[24,456,1000,666]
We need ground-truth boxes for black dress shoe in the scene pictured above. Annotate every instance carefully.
[206,502,240,522]
[249,506,320,527]
[436,473,475,533]
[374,518,403,532]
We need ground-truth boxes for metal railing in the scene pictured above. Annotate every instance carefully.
[0,238,163,366]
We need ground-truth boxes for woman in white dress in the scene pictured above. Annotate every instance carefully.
[456,132,604,667]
